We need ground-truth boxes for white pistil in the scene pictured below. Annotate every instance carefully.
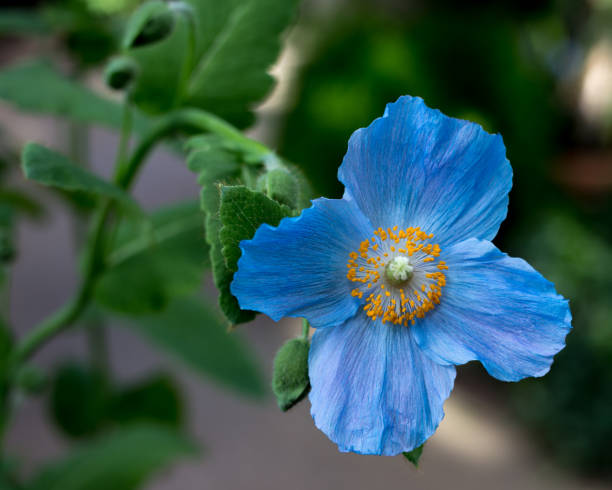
[386,256,414,284]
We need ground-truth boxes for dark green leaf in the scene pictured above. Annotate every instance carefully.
[191,142,256,324]
[272,338,310,411]
[49,363,110,438]
[0,189,44,218]
[185,0,300,127]
[121,297,265,397]
[0,61,149,132]
[402,444,424,468]
[29,425,197,490]
[94,201,208,314]
[21,143,134,206]
[219,185,291,273]
[110,374,183,428]
[129,0,299,126]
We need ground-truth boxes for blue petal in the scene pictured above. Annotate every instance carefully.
[338,96,512,246]
[411,238,572,381]
[308,314,456,455]
[231,197,373,328]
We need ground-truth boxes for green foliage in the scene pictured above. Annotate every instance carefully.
[188,136,256,324]
[279,8,560,198]
[0,206,15,264]
[122,1,175,49]
[94,201,208,314]
[402,444,424,468]
[50,363,110,438]
[0,61,149,132]
[121,297,265,397]
[257,168,300,209]
[21,143,134,206]
[110,374,183,428]
[219,185,292,274]
[128,0,300,127]
[0,9,49,35]
[208,185,292,324]
[272,338,310,411]
[511,212,612,473]
[28,425,197,490]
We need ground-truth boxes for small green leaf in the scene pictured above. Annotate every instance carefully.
[21,143,134,206]
[94,201,208,314]
[50,363,110,438]
[121,297,266,397]
[0,61,150,132]
[272,338,310,411]
[219,185,292,273]
[402,444,424,468]
[110,374,183,429]
[29,425,197,490]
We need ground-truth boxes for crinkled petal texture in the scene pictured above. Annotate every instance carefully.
[412,238,572,381]
[231,197,373,328]
[309,314,456,455]
[339,96,512,246]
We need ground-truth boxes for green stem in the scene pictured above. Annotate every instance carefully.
[12,107,273,367]
[301,319,310,340]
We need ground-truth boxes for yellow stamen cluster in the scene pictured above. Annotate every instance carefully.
[346,225,448,326]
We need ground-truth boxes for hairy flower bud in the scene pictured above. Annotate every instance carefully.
[272,338,310,411]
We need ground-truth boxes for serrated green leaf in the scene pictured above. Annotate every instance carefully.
[129,0,299,126]
[188,139,256,324]
[185,0,299,127]
[402,444,424,468]
[21,143,135,206]
[29,425,197,490]
[201,185,255,325]
[219,185,291,273]
[120,297,265,397]
[94,201,208,314]
[110,374,183,429]
[0,61,149,131]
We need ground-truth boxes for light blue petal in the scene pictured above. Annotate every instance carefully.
[308,314,456,455]
[231,197,373,328]
[412,238,572,381]
[338,96,512,246]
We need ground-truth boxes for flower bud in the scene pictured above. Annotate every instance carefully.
[122,1,175,49]
[272,338,310,411]
[104,56,138,90]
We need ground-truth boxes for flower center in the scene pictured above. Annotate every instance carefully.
[346,226,448,326]
[385,256,413,286]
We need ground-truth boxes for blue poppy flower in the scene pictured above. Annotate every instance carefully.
[231,96,572,455]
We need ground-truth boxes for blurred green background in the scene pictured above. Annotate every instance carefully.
[0,0,611,488]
